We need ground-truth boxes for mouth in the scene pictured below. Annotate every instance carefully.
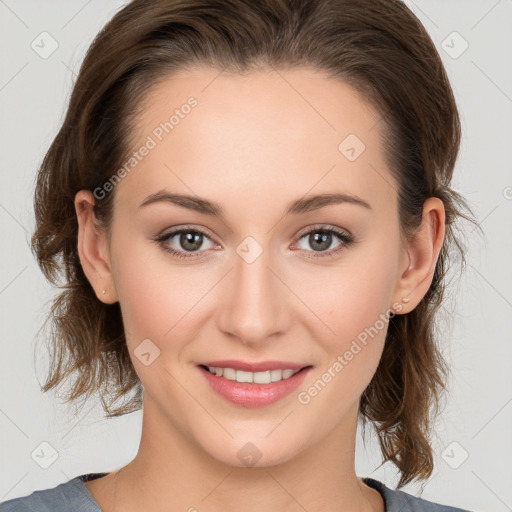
[197,361,313,407]
[199,364,305,384]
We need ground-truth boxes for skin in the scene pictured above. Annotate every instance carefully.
[74,66,445,512]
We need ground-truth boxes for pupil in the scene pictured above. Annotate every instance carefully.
[311,232,331,251]
[181,231,202,251]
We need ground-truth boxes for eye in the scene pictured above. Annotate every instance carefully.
[292,225,355,259]
[154,226,218,260]
[154,224,355,260]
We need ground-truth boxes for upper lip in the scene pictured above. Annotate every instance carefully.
[199,360,310,372]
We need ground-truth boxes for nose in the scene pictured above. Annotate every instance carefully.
[217,244,292,345]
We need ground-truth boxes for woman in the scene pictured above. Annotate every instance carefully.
[0,0,480,510]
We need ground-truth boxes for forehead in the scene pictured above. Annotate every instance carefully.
[115,66,396,218]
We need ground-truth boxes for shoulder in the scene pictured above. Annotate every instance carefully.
[363,477,476,512]
[0,474,106,512]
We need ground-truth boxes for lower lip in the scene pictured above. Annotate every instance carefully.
[198,366,311,407]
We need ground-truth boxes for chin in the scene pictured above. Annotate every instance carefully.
[199,435,303,469]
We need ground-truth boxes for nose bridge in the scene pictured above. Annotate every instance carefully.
[218,240,290,344]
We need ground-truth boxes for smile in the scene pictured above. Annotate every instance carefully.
[197,361,312,407]
[204,366,301,384]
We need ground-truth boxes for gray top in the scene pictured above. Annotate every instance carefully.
[0,473,475,511]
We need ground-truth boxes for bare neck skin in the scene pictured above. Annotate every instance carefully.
[84,397,384,512]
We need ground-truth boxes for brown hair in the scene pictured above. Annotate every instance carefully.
[31,0,480,488]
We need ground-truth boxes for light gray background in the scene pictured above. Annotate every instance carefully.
[1,1,511,510]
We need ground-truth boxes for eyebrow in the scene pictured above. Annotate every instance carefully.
[138,190,372,216]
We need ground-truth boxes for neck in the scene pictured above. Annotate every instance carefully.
[103,396,382,512]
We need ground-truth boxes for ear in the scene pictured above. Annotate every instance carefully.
[74,190,118,304]
[392,197,446,314]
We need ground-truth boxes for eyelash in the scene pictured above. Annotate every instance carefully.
[154,224,355,260]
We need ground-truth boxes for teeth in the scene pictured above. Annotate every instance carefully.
[282,369,295,379]
[206,366,301,383]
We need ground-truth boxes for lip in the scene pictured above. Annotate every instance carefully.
[199,360,307,372]
[197,364,312,408]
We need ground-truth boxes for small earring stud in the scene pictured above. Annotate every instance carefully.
[401,297,409,303]
[102,290,106,294]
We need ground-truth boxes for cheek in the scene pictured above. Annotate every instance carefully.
[319,256,397,347]
[296,285,391,422]
[307,239,399,392]
[110,233,215,353]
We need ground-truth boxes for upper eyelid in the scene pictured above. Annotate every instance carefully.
[158,224,215,239]
[159,224,351,248]
[295,224,351,238]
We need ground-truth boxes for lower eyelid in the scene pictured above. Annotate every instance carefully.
[159,230,216,251]
[156,226,353,258]
[294,231,352,253]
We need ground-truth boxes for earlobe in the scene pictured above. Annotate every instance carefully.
[74,190,118,304]
[392,197,446,314]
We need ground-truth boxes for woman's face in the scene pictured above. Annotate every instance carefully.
[103,67,411,466]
